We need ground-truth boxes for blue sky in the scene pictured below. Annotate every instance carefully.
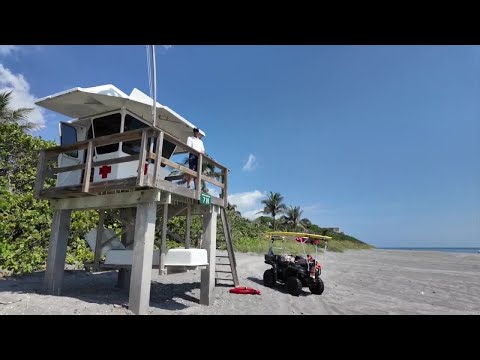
[1,45,479,247]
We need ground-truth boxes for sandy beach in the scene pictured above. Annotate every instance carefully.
[1,249,479,315]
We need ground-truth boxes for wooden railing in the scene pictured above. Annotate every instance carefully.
[34,128,229,207]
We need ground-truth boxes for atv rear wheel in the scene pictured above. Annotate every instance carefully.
[309,278,324,295]
[286,276,302,296]
[263,269,276,287]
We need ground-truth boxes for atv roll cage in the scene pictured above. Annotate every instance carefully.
[263,232,332,296]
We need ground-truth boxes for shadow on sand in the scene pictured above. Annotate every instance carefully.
[0,270,201,312]
[247,276,312,297]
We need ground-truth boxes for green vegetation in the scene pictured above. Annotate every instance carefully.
[218,207,372,254]
[0,93,109,274]
[0,92,371,275]
[0,120,118,273]
[0,91,37,131]
[228,210,372,255]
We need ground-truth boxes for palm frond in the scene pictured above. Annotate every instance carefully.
[0,91,36,131]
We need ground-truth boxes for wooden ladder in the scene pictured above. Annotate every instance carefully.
[216,208,239,287]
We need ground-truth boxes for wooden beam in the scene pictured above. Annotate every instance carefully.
[136,129,148,186]
[162,131,225,171]
[41,128,228,183]
[45,184,223,208]
[159,204,168,275]
[82,141,93,193]
[48,154,142,177]
[45,141,89,156]
[161,158,197,178]
[162,132,199,156]
[211,196,224,207]
[190,197,224,209]
[46,163,85,176]
[93,209,106,271]
[34,150,47,199]
[191,203,213,215]
[146,173,155,188]
[128,201,157,315]
[44,209,72,295]
[40,170,225,209]
[164,174,184,182]
[202,155,226,172]
[93,128,144,148]
[170,194,197,206]
[196,154,203,200]
[200,206,217,305]
[93,154,140,169]
[185,204,191,249]
[45,128,145,156]
[167,205,187,220]
[51,189,163,211]
[175,204,205,216]
[220,207,239,286]
[201,174,224,189]
[146,151,156,161]
[223,168,228,208]
[40,177,138,199]
[153,130,164,188]
[155,178,196,199]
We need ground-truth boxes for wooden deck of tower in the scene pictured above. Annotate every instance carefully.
[33,84,238,315]
[35,127,228,206]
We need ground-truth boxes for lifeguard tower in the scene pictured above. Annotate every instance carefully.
[34,84,238,315]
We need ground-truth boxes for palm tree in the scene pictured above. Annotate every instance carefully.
[226,202,236,211]
[282,205,307,231]
[226,202,241,216]
[257,191,286,230]
[302,218,312,230]
[0,91,36,131]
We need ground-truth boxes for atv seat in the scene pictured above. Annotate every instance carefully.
[295,255,308,265]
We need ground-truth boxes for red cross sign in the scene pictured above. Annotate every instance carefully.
[99,165,112,179]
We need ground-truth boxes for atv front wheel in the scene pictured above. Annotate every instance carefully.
[263,269,276,287]
[309,278,324,295]
[286,276,302,296]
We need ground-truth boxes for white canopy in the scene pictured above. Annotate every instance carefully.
[35,84,206,142]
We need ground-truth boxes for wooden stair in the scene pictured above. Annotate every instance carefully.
[216,208,239,287]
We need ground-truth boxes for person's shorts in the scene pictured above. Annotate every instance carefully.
[188,154,198,171]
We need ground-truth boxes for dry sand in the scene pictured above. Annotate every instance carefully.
[1,249,479,315]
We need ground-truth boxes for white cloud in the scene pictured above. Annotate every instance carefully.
[242,153,258,172]
[163,45,173,50]
[0,64,45,129]
[0,45,21,57]
[241,208,265,220]
[228,190,265,220]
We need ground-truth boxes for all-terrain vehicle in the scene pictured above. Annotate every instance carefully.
[263,232,331,296]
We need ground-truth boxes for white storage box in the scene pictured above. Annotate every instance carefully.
[165,249,208,267]
[104,249,161,266]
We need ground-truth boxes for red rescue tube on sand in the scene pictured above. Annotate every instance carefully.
[229,286,261,295]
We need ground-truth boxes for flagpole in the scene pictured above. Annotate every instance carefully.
[151,45,157,128]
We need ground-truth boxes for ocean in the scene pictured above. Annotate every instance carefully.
[379,247,480,254]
